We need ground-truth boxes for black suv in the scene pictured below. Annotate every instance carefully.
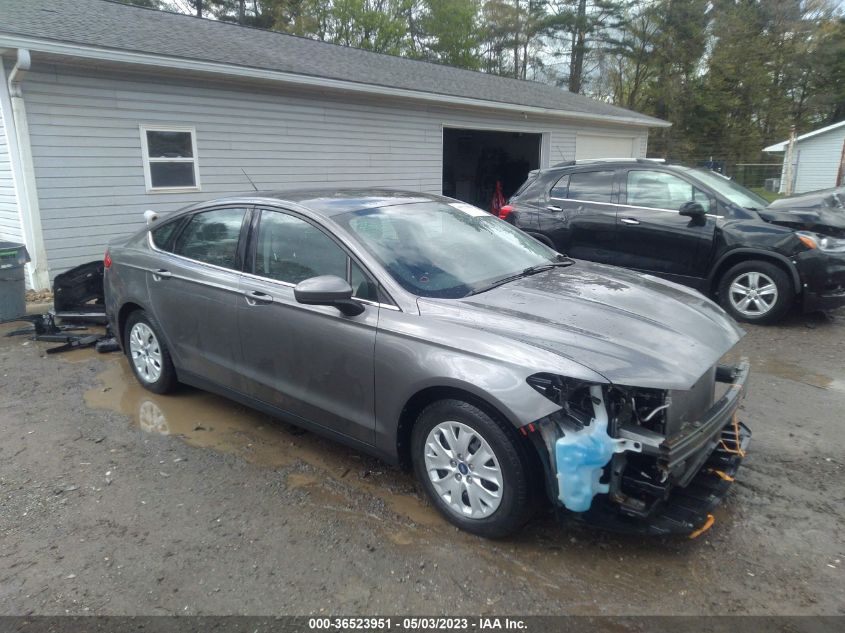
[504,159,845,323]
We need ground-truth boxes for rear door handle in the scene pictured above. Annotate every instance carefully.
[620,218,640,225]
[244,290,273,306]
[152,268,172,280]
[546,205,563,212]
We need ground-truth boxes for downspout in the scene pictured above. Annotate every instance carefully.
[5,49,49,289]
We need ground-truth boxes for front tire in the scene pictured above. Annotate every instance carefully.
[717,260,794,324]
[124,310,177,394]
[411,399,537,538]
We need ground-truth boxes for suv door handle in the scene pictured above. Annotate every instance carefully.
[546,205,563,212]
[244,290,273,306]
[152,268,172,280]
[620,217,640,225]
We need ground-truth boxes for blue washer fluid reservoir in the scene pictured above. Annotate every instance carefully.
[555,385,641,512]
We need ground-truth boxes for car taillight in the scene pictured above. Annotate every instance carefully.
[498,204,513,221]
[104,250,112,269]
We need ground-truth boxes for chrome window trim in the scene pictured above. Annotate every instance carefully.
[548,197,723,219]
[147,230,401,312]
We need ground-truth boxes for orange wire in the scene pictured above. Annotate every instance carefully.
[719,413,746,457]
[689,514,715,539]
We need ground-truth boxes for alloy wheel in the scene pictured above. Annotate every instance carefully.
[423,420,503,519]
[129,322,163,384]
[728,271,779,318]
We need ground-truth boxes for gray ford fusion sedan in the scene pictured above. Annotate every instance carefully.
[104,189,751,538]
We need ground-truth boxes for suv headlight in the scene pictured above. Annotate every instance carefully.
[796,231,845,253]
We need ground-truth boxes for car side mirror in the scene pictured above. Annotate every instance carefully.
[679,201,707,223]
[294,275,364,316]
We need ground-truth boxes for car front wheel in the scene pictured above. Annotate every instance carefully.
[124,310,177,394]
[411,399,537,538]
[717,260,794,324]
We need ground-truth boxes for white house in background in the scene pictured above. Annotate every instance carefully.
[0,0,667,290]
[763,120,845,195]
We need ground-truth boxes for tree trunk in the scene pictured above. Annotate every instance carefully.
[238,0,245,24]
[568,0,587,93]
[195,0,202,18]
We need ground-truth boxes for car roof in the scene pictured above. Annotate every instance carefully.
[174,188,446,219]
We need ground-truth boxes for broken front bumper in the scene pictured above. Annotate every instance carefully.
[532,360,751,535]
[595,360,750,535]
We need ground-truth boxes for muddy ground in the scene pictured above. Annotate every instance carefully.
[1,307,843,616]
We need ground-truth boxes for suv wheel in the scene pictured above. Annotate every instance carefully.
[125,310,177,394]
[411,399,537,538]
[717,260,793,324]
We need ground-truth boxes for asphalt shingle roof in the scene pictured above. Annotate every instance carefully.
[0,0,665,126]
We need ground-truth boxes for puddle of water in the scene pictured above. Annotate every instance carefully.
[84,359,445,528]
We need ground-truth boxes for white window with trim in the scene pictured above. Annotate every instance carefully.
[140,125,201,192]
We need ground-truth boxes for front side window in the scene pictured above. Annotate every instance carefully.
[566,170,615,203]
[173,207,246,269]
[335,201,558,299]
[254,211,380,302]
[140,126,200,191]
[627,170,711,212]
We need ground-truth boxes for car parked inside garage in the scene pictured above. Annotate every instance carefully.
[105,189,750,538]
[504,159,845,323]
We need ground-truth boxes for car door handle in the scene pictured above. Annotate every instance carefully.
[244,290,273,306]
[546,205,563,212]
[152,268,172,280]
[620,218,640,225]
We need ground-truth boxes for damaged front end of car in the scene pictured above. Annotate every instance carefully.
[522,361,751,536]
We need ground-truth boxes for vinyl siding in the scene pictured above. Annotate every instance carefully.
[23,62,649,276]
[0,83,22,244]
[793,128,845,194]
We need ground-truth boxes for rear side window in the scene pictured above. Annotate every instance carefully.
[150,220,181,252]
[173,207,246,269]
[566,170,615,203]
[550,174,570,198]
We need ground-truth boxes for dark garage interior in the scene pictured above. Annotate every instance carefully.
[442,128,542,210]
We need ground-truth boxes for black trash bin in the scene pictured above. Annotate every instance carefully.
[0,242,30,322]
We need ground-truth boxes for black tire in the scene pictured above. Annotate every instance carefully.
[123,310,177,394]
[411,399,538,538]
[717,260,794,324]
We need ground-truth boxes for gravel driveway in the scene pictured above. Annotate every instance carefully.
[1,309,843,616]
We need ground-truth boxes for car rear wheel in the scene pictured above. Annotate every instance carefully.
[717,260,793,324]
[411,399,537,538]
[125,310,177,394]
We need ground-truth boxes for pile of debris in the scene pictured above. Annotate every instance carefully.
[4,261,119,355]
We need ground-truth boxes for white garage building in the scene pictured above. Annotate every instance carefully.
[0,0,667,289]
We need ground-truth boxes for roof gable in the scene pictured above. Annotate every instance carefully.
[763,120,845,152]
[0,0,666,127]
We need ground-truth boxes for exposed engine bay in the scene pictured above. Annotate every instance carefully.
[523,361,751,535]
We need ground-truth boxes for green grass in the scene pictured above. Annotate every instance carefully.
[749,187,783,203]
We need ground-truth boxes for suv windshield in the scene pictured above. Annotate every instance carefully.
[686,168,770,210]
[335,201,559,298]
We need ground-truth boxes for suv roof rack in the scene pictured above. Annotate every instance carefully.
[551,157,667,168]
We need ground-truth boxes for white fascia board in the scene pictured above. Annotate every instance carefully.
[0,34,671,129]
[764,120,845,152]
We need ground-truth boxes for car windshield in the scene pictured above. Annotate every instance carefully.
[334,201,559,298]
[686,168,770,210]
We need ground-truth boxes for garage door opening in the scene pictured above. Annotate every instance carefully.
[442,128,541,210]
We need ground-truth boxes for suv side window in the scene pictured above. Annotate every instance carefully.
[565,170,615,203]
[173,207,246,269]
[627,170,711,212]
[550,174,569,199]
[255,210,380,301]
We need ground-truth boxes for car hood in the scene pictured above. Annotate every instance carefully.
[417,262,744,391]
[760,187,845,234]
